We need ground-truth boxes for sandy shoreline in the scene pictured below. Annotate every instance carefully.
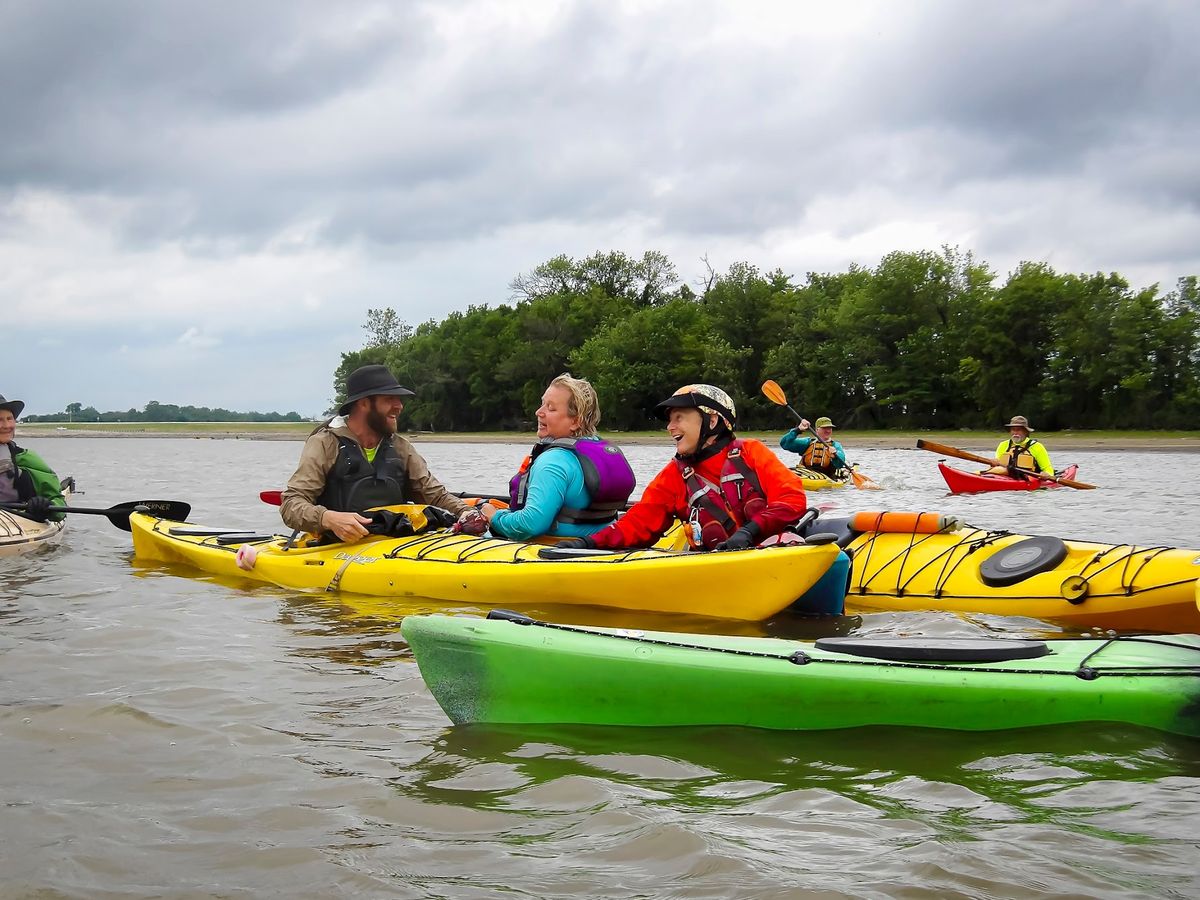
[17,427,1200,451]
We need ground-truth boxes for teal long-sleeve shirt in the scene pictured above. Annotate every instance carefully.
[489,446,607,541]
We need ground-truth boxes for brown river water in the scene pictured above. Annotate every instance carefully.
[3,438,1200,898]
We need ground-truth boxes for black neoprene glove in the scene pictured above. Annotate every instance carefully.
[24,496,52,523]
[714,522,761,551]
[554,537,595,550]
[421,506,459,529]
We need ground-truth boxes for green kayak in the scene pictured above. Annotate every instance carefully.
[401,612,1200,737]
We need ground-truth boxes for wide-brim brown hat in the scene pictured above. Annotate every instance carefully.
[338,365,415,415]
[0,395,26,418]
[1003,415,1034,432]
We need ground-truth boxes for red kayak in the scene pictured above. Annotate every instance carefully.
[938,462,1080,494]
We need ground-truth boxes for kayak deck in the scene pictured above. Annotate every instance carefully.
[794,511,1200,633]
[401,612,1200,737]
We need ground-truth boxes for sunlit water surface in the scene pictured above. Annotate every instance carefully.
[3,438,1199,898]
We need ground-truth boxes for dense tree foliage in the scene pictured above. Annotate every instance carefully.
[330,248,1200,432]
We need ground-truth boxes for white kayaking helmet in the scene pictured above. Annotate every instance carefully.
[655,384,737,432]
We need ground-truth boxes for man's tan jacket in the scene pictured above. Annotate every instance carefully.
[281,423,469,534]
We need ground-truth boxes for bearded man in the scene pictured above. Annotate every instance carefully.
[281,365,472,542]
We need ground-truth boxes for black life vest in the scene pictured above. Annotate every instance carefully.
[317,433,409,513]
[2,442,36,502]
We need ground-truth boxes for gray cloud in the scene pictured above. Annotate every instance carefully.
[1,0,1198,413]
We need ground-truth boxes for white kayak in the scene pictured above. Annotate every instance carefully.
[0,477,75,559]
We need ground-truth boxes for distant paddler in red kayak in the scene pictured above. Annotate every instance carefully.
[983,415,1054,480]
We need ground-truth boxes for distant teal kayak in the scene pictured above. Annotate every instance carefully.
[402,612,1200,737]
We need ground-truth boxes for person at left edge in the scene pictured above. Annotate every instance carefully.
[557,384,807,552]
[482,373,635,542]
[0,394,65,522]
[281,365,471,543]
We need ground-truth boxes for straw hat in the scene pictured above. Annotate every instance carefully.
[1003,415,1034,432]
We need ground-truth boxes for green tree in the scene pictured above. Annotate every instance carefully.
[571,298,748,431]
[363,307,413,347]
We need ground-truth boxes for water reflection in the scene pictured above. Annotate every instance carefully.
[384,722,1200,894]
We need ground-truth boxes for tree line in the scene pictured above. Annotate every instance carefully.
[334,247,1200,432]
[24,401,306,424]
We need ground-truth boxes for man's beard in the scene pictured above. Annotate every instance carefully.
[366,406,396,437]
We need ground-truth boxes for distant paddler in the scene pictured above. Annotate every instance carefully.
[983,415,1053,479]
[760,380,880,489]
[780,415,849,481]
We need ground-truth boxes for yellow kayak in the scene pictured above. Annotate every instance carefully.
[791,464,847,491]
[129,508,843,622]
[815,511,1200,632]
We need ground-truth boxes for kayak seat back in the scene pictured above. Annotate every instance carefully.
[978,536,1069,587]
[814,636,1050,662]
[796,515,860,548]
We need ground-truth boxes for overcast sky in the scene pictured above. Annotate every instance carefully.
[3,0,1197,416]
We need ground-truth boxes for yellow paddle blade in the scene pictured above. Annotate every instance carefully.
[761,380,788,406]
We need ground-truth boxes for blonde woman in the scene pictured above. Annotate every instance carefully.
[483,374,635,541]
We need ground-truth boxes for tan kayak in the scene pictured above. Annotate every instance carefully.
[0,478,75,559]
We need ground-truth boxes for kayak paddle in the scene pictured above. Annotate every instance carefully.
[260,489,510,509]
[915,439,1096,490]
[263,488,633,511]
[760,380,881,490]
[0,499,192,532]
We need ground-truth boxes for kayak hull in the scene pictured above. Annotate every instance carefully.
[836,518,1200,632]
[938,462,1080,494]
[0,479,74,559]
[129,511,843,621]
[401,613,1200,737]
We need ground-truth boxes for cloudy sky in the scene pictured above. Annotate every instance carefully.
[3,0,1197,416]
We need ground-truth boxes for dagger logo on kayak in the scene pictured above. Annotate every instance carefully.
[333,552,381,564]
